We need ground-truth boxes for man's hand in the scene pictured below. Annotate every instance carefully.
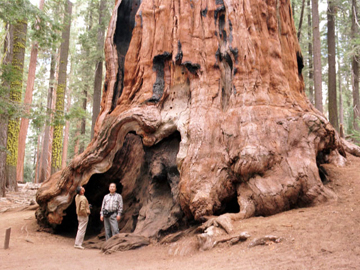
[116,215,120,221]
[100,216,104,222]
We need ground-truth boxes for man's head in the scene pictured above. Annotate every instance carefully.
[109,183,117,194]
[76,186,85,195]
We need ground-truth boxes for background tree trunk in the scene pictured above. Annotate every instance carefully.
[79,90,87,154]
[337,20,344,130]
[352,0,359,131]
[51,0,72,174]
[6,19,27,191]
[73,121,81,156]
[0,24,14,197]
[91,0,106,140]
[312,0,323,112]
[307,0,314,104]
[327,0,338,131]
[61,82,72,169]
[16,0,45,183]
[38,52,56,183]
[36,0,358,239]
[297,0,306,40]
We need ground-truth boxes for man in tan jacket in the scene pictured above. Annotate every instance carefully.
[74,186,90,249]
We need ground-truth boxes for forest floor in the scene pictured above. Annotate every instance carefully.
[0,155,360,270]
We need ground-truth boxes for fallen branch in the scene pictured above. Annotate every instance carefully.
[248,235,284,248]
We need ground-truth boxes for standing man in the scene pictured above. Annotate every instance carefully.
[100,183,123,240]
[74,186,90,249]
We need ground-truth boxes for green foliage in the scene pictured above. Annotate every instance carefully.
[0,64,24,117]
[23,163,34,182]
[0,0,62,50]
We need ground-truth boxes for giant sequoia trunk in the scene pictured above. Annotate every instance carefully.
[36,0,360,239]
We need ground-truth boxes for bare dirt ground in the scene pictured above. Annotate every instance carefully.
[1,155,360,270]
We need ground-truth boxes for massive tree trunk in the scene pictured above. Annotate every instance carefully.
[51,0,72,174]
[36,0,360,240]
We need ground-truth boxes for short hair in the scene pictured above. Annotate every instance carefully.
[76,186,82,194]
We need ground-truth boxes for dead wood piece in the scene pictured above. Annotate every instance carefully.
[214,232,251,247]
[248,235,284,248]
[24,204,39,211]
[101,233,150,254]
[160,227,197,244]
[197,233,215,251]
[197,215,234,234]
[83,234,104,249]
[198,231,250,251]
[341,138,360,157]
[4,227,11,249]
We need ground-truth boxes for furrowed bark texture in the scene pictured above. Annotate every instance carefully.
[36,0,358,238]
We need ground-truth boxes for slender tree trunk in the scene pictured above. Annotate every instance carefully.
[91,0,106,139]
[51,0,72,174]
[352,0,359,131]
[312,0,323,112]
[5,19,27,191]
[339,68,344,137]
[73,122,81,156]
[338,60,343,127]
[0,24,14,197]
[38,52,56,183]
[61,112,70,168]
[79,90,87,154]
[307,0,314,104]
[79,1,94,153]
[61,77,72,169]
[34,132,43,182]
[327,0,338,131]
[336,19,343,129]
[17,0,45,183]
[297,0,306,40]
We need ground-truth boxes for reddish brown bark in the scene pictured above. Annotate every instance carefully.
[16,0,45,183]
[36,0,360,240]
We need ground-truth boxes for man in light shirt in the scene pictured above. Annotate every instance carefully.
[100,183,123,240]
[74,186,90,249]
